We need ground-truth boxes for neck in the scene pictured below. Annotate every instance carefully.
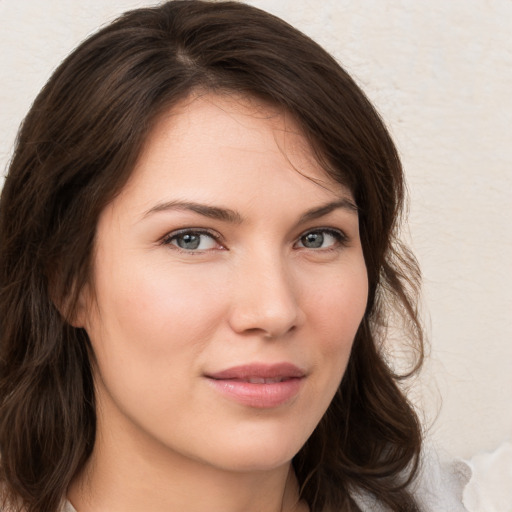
[68,411,307,512]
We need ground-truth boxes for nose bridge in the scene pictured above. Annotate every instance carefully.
[229,244,302,337]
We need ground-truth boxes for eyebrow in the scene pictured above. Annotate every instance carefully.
[143,200,243,223]
[142,198,358,223]
[299,198,358,222]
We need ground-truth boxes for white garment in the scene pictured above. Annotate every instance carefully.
[353,441,512,512]
[62,502,76,512]
[462,441,512,512]
[352,450,471,512]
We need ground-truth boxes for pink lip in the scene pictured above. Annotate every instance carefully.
[205,363,305,409]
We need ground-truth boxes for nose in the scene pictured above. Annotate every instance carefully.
[228,251,304,339]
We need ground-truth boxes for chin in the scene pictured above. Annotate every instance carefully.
[209,449,297,473]
[193,424,311,473]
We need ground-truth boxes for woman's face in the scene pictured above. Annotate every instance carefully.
[80,94,368,473]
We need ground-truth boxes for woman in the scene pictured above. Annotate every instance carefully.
[0,1,466,511]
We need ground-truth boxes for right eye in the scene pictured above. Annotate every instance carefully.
[163,230,222,252]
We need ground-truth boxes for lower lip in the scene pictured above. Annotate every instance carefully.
[206,377,303,408]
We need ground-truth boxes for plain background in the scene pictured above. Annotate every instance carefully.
[1,0,511,460]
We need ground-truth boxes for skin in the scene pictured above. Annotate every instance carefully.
[69,93,368,512]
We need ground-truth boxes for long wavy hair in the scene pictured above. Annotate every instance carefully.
[0,2,423,511]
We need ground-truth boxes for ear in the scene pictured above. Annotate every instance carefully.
[51,278,91,329]
[67,283,90,328]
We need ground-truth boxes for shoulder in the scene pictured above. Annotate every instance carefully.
[461,441,512,512]
[351,445,471,512]
[410,446,470,512]
[407,441,512,512]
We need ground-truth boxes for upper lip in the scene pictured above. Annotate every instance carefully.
[205,363,305,381]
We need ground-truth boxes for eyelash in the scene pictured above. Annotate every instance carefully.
[161,227,349,254]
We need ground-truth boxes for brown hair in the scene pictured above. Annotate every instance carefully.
[0,2,423,511]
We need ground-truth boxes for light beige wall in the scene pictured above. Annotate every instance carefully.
[1,0,511,459]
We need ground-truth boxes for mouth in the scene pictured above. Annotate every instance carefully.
[230,376,293,384]
[205,362,305,381]
[204,363,306,408]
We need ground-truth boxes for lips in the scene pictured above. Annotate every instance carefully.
[207,363,305,381]
[205,363,305,408]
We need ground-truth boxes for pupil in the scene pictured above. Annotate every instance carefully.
[303,232,323,248]
[178,233,200,250]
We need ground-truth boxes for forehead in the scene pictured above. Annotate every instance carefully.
[117,93,351,210]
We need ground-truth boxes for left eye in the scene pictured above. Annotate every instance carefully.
[296,229,345,249]
[165,231,219,251]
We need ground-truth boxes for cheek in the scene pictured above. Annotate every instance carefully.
[307,262,368,377]
[83,261,231,422]
[85,264,228,422]
[308,263,368,337]
[92,258,227,352]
